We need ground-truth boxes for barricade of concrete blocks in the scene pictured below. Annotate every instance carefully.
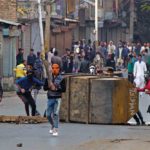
[60,75,139,124]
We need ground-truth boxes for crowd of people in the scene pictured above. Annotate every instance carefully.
[14,40,150,79]
[1,39,150,135]
[46,40,150,76]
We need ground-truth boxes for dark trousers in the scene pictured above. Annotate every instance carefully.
[146,63,150,72]
[128,72,134,84]
[17,92,36,116]
[133,111,145,124]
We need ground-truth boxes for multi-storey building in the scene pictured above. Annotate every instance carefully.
[17,0,78,56]
[77,0,133,45]
[16,0,133,54]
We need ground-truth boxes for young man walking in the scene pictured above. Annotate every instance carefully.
[44,63,66,136]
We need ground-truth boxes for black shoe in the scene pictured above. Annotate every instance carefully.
[147,105,150,113]
[141,121,145,125]
[43,110,46,117]
[35,110,41,116]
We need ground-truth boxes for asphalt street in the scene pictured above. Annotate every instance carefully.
[0,89,150,150]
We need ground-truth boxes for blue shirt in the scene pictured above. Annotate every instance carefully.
[16,76,43,91]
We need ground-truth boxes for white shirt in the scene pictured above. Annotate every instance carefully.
[108,45,116,55]
[133,61,147,77]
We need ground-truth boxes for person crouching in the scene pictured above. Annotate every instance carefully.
[44,63,66,136]
[16,70,44,116]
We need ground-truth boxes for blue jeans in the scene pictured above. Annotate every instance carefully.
[46,98,61,129]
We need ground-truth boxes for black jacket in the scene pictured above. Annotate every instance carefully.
[44,74,66,99]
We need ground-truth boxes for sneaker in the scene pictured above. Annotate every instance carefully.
[52,131,58,136]
[49,129,53,134]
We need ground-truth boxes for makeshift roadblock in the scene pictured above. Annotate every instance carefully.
[60,75,139,124]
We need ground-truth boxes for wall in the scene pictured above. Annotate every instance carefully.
[0,0,17,21]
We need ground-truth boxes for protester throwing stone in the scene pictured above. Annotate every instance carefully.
[44,63,66,136]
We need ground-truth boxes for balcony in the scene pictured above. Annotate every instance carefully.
[17,1,46,20]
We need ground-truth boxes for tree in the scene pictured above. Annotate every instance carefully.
[134,0,150,42]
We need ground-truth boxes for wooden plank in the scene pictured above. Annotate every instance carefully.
[0,115,48,124]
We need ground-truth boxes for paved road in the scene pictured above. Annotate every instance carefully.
[0,91,150,150]
[1,90,150,124]
[0,122,150,150]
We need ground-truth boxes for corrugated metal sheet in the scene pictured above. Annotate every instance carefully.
[3,38,16,77]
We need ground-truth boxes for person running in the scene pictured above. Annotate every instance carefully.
[44,63,66,136]
[16,69,44,116]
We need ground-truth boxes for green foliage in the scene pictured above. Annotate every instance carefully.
[135,0,150,41]
[141,4,150,11]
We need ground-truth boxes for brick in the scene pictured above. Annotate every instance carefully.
[0,0,17,21]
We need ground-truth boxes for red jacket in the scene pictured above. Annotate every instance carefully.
[137,80,150,94]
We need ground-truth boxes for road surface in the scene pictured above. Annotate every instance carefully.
[0,91,150,150]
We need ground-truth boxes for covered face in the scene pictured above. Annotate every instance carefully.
[52,64,60,75]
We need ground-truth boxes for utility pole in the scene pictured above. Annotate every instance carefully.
[37,0,44,51]
[95,0,98,50]
[82,0,99,49]
[45,3,51,52]
[37,0,52,84]
[129,0,135,42]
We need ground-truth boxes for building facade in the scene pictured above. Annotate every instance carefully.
[77,0,130,45]
[0,0,17,21]
[0,0,20,90]
[17,0,78,56]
